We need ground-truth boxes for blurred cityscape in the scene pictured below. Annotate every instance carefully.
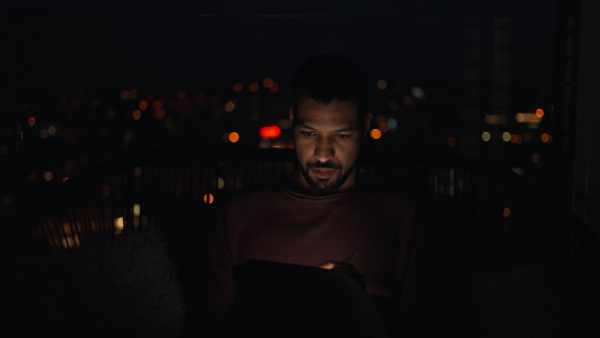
[1,8,572,226]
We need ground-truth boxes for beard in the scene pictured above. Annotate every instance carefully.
[299,159,357,194]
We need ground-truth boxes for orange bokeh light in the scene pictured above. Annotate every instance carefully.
[204,194,215,204]
[153,109,166,119]
[28,117,36,126]
[447,136,456,147]
[503,207,511,217]
[139,101,148,110]
[541,133,553,143]
[269,83,280,93]
[249,82,260,93]
[536,109,544,118]
[132,110,142,120]
[233,82,244,93]
[229,132,240,143]
[263,78,274,88]
[370,129,382,139]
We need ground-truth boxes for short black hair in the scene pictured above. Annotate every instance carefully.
[291,53,370,120]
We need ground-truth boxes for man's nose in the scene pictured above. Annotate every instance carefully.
[314,136,335,162]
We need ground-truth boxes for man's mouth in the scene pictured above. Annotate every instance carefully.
[312,168,335,180]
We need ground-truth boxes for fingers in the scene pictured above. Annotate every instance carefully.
[318,261,358,272]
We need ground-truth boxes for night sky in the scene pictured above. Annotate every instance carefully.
[3,0,558,95]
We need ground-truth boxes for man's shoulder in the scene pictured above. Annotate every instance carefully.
[359,179,418,205]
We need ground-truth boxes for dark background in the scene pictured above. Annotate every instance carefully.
[1,0,568,224]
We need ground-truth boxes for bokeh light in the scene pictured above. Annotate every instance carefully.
[259,126,281,138]
[229,132,240,143]
[379,122,389,133]
[387,118,398,132]
[411,86,425,99]
[376,80,387,90]
[233,82,244,93]
[204,194,215,204]
[43,171,53,182]
[370,129,382,139]
[269,83,280,93]
[541,133,553,143]
[249,82,260,93]
[447,136,456,147]
[263,78,274,88]
[224,101,236,112]
[28,117,36,126]
[114,217,124,232]
[481,131,491,142]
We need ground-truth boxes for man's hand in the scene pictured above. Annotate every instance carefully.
[319,261,359,272]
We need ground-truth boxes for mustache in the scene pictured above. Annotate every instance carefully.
[306,161,342,170]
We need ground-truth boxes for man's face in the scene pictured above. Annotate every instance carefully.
[290,96,370,194]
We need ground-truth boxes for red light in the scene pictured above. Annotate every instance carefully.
[259,126,281,138]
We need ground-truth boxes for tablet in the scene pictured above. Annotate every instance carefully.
[233,258,366,321]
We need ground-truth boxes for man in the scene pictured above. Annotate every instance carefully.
[199,53,446,337]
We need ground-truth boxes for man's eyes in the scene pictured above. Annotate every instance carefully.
[299,131,351,139]
[334,133,351,139]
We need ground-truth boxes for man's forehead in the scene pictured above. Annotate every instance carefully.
[294,97,361,125]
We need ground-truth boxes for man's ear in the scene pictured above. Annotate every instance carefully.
[288,108,295,125]
[363,113,372,137]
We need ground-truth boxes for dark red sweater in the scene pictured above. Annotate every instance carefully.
[205,176,443,335]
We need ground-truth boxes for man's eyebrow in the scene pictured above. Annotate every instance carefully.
[299,123,316,130]
[333,127,357,132]
[297,123,357,132]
